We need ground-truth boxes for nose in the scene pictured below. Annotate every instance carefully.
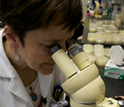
[59,41,67,52]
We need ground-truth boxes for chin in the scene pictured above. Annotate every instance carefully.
[42,70,53,75]
[38,66,54,75]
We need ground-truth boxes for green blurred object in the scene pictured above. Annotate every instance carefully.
[107,7,111,16]
[107,6,111,20]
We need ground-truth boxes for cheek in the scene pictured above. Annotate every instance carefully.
[26,48,51,64]
[26,50,54,73]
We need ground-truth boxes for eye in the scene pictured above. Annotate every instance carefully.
[45,45,53,49]
[45,44,56,49]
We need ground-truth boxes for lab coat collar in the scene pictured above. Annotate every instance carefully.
[8,68,34,107]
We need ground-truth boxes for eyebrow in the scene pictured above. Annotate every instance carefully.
[42,34,62,41]
[43,39,62,42]
[42,32,73,42]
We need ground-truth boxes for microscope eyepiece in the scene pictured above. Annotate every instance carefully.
[49,45,61,55]
[66,39,76,50]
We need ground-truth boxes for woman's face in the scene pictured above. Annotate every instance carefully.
[17,25,74,75]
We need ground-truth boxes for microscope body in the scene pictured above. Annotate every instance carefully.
[49,41,119,107]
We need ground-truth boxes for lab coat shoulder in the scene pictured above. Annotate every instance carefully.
[0,56,34,107]
[0,77,31,107]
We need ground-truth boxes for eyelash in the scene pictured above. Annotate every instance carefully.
[45,45,55,49]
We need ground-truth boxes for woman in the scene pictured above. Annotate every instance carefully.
[0,0,83,107]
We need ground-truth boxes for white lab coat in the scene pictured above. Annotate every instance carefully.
[0,29,66,107]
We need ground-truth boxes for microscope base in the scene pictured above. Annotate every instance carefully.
[70,97,119,107]
[97,97,119,107]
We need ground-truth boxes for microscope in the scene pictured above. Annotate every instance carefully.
[49,40,119,107]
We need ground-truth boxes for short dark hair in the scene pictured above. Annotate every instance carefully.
[0,0,83,44]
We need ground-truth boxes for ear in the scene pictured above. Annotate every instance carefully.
[4,25,19,49]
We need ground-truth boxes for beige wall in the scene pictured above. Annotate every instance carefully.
[81,0,88,22]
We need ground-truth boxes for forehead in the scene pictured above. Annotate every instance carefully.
[24,24,74,44]
[43,24,74,40]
